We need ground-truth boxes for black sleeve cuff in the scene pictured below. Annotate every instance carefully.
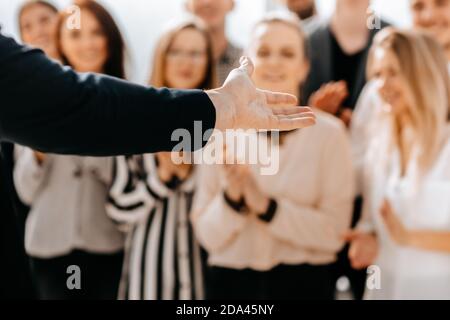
[258,199,278,223]
[172,90,216,151]
[223,192,247,214]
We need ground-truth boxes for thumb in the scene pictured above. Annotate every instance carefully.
[239,56,254,77]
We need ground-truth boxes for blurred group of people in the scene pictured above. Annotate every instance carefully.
[2,0,450,300]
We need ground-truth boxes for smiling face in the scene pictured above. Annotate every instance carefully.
[59,9,108,73]
[186,0,234,30]
[164,28,209,89]
[411,0,450,59]
[20,3,59,58]
[371,47,410,116]
[249,21,308,97]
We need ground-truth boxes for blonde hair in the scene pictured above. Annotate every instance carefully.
[149,18,216,89]
[367,27,450,174]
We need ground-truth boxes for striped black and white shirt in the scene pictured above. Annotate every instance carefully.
[106,154,204,300]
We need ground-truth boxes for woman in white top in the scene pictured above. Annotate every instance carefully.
[345,28,450,300]
[14,2,126,299]
[192,13,355,300]
[351,0,450,193]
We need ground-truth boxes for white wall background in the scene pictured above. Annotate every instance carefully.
[0,0,411,84]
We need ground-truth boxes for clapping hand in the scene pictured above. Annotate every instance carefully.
[222,156,270,215]
[309,80,349,115]
[156,152,191,182]
[343,230,379,270]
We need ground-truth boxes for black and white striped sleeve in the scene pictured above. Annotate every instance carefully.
[106,156,155,229]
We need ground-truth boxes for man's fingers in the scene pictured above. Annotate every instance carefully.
[261,90,298,106]
[275,116,316,131]
[238,56,254,77]
[273,106,314,116]
[277,112,316,120]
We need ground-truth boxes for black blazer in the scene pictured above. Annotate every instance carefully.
[0,33,216,156]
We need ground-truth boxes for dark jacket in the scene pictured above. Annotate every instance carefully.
[0,33,216,156]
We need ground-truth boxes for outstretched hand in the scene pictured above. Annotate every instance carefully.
[206,57,316,131]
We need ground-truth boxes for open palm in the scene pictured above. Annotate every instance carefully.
[207,57,316,131]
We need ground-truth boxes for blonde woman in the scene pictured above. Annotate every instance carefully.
[345,28,450,300]
[106,19,216,300]
[192,13,354,300]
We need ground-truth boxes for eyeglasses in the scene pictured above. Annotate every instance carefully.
[167,49,207,63]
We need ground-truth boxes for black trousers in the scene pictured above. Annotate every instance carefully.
[332,196,367,300]
[31,249,124,300]
[0,143,35,299]
[206,263,335,300]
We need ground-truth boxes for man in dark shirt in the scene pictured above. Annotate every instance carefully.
[330,33,366,109]
[303,0,389,126]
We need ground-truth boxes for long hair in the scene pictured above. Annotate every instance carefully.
[149,18,216,89]
[367,27,450,175]
[55,1,126,79]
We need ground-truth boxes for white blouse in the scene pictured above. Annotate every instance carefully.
[359,128,450,300]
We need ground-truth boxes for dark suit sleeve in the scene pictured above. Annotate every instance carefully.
[0,34,216,156]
